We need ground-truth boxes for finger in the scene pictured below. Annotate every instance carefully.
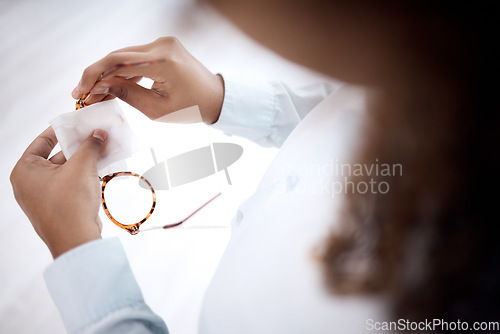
[72,51,151,99]
[86,76,167,119]
[112,37,172,53]
[49,151,67,165]
[24,127,58,159]
[102,95,116,102]
[83,93,111,106]
[127,76,143,83]
[67,130,107,171]
[112,44,150,53]
[100,60,167,82]
[110,37,169,54]
[83,76,142,105]
[101,59,166,78]
[84,94,118,106]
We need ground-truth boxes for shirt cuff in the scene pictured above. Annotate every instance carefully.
[210,73,278,147]
[44,238,144,333]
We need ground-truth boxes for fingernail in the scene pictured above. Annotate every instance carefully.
[93,86,109,95]
[92,129,107,141]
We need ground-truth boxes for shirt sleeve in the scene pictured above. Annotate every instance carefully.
[44,238,168,334]
[210,73,340,147]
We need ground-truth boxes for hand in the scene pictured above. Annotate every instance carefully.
[71,37,224,124]
[10,127,108,258]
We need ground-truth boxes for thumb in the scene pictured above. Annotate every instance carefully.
[69,130,108,171]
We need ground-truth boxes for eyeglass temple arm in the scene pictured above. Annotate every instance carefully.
[139,192,222,232]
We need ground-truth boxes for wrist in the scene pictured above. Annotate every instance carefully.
[203,74,225,124]
[42,218,102,259]
[49,234,102,259]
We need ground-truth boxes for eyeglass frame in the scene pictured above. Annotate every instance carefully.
[100,171,156,235]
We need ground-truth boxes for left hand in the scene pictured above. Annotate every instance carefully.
[10,127,108,258]
[71,37,224,124]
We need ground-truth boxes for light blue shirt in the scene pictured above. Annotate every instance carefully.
[44,74,346,333]
[44,238,167,333]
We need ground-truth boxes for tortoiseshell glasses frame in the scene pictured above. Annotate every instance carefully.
[100,171,156,235]
[98,171,221,235]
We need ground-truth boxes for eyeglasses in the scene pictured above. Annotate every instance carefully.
[76,83,220,234]
[100,171,221,234]
[100,171,156,235]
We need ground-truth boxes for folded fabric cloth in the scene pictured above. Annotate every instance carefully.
[50,99,137,174]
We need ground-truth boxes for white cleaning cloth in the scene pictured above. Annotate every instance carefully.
[50,99,138,174]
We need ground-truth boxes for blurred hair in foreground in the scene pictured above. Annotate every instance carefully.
[208,0,500,328]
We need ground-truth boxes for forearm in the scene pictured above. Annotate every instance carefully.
[210,73,340,147]
[44,238,168,334]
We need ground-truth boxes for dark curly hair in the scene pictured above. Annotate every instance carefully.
[321,1,499,327]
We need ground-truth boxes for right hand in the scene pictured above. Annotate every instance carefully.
[72,37,224,124]
[10,128,107,258]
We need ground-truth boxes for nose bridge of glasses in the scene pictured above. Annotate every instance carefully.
[76,93,88,110]
[125,224,140,235]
